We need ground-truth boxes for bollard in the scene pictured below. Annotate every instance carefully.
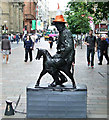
[4,100,14,116]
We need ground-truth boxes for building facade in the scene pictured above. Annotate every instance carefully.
[1,2,24,34]
[95,20,108,35]
[36,0,49,30]
[23,0,37,33]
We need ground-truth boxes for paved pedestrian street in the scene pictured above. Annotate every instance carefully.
[0,37,108,119]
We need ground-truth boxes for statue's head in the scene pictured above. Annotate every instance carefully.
[53,7,66,32]
[54,22,65,32]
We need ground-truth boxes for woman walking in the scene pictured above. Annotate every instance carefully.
[24,34,33,62]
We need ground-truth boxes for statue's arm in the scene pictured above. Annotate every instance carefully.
[64,31,74,50]
[57,31,73,56]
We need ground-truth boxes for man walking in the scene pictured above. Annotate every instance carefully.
[84,30,97,68]
[98,37,109,65]
[1,35,11,64]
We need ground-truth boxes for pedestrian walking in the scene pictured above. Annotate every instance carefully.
[11,34,14,43]
[20,33,23,42]
[16,34,19,44]
[84,30,97,68]
[13,34,16,42]
[1,34,11,64]
[49,36,53,49]
[96,34,101,62]
[8,34,11,41]
[23,34,27,42]
[24,34,33,62]
[98,37,109,65]
[106,35,109,45]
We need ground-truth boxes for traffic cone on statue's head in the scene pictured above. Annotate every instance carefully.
[53,3,67,23]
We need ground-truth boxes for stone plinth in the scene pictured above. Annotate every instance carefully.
[27,84,87,118]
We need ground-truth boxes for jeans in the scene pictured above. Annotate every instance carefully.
[25,49,32,61]
[97,49,100,61]
[87,48,95,66]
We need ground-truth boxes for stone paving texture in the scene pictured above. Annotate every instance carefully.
[0,38,108,119]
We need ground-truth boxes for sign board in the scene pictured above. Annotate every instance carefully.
[37,20,41,30]
[32,20,36,30]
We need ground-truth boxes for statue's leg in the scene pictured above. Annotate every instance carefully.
[58,72,68,84]
[49,71,67,87]
[49,73,61,87]
[63,69,76,88]
[35,69,47,87]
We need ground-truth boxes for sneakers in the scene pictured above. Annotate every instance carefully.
[91,66,94,69]
[24,60,27,62]
[24,60,32,62]
[88,62,90,66]
[98,63,102,65]
[88,62,94,68]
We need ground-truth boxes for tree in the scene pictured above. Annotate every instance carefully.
[65,2,92,34]
[65,1,109,47]
[65,1,109,25]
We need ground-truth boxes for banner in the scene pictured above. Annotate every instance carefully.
[32,20,36,30]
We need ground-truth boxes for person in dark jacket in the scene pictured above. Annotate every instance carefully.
[98,37,109,65]
[24,34,33,62]
[49,36,53,49]
[84,30,97,68]
[16,34,19,44]
[1,35,11,64]
[106,35,109,45]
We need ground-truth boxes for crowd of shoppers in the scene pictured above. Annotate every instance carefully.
[1,30,109,66]
[7,33,23,44]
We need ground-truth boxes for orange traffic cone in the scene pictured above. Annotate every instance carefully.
[53,3,67,23]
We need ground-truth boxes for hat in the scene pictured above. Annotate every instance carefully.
[53,3,67,23]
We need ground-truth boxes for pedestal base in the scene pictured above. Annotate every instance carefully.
[27,84,87,118]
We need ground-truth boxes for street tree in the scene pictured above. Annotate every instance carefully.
[65,2,92,33]
[65,2,92,47]
[65,1,109,25]
[65,1,109,45]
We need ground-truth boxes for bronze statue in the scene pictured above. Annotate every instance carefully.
[35,8,76,88]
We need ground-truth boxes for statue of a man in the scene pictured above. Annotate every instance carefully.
[49,9,76,88]
[53,22,74,67]
[35,5,76,88]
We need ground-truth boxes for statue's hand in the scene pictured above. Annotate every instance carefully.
[57,50,61,54]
